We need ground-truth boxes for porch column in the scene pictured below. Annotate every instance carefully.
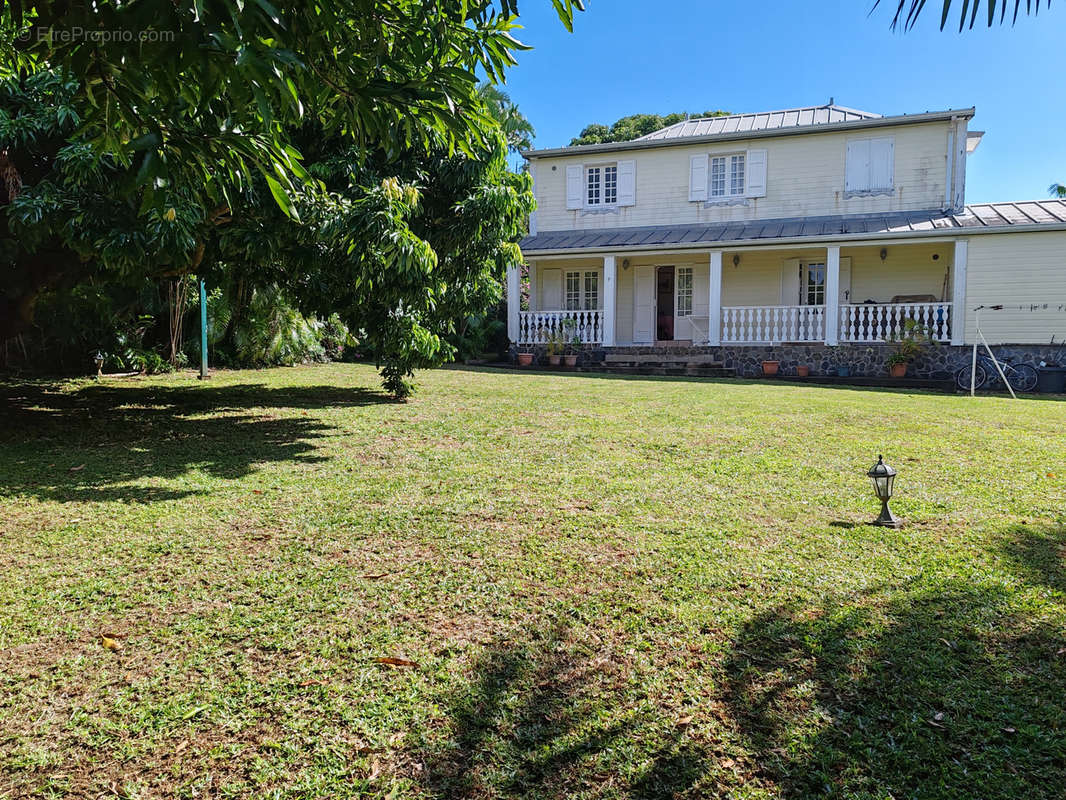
[506,264,520,344]
[602,255,617,346]
[824,245,841,346]
[708,250,723,346]
[951,239,968,345]
[528,261,537,312]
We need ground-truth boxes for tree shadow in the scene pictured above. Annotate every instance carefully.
[411,624,711,799]
[1001,523,1066,594]
[0,379,392,503]
[720,582,1066,799]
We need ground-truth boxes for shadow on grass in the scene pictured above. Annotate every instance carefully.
[1002,523,1066,594]
[413,625,710,799]
[721,581,1066,799]
[0,379,392,503]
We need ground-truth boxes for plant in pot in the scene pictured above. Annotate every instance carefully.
[564,335,581,367]
[516,352,533,366]
[545,330,564,366]
[761,359,780,376]
[797,364,810,377]
[887,319,930,378]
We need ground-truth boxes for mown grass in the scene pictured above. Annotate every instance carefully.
[1,363,1064,799]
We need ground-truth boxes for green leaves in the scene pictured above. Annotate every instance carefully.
[876,0,1053,31]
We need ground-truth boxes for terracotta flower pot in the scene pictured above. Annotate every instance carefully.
[797,365,810,377]
[762,360,780,377]
[563,354,578,367]
[548,354,561,366]
[889,362,907,378]
[516,353,533,366]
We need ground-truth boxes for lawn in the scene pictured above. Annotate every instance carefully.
[1,363,1064,799]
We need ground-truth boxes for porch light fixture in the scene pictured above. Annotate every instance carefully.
[867,454,901,528]
[92,350,105,379]
[732,254,741,267]
[879,247,888,262]
[622,258,631,270]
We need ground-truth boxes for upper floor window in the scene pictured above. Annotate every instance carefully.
[845,137,894,194]
[710,154,746,198]
[586,164,618,206]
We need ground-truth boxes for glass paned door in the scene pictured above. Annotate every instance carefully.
[801,262,826,306]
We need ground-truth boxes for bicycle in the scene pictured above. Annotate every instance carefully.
[955,352,1039,393]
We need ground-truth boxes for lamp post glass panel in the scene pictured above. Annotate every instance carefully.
[868,454,901,528]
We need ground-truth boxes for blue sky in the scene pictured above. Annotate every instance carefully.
[503,0,1064,203]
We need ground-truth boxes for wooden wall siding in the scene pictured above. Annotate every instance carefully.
[964,232,1066,345]
[533,122,950,233]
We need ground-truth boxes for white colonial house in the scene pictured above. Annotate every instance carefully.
[508,103,1066,377]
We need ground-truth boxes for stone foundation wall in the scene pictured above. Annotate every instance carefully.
[512,342,1065,379]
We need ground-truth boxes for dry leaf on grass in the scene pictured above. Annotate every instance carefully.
[69,464,86,472]
[374,657,419,668]
[100,635,123,652]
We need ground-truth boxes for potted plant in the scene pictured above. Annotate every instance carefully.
[545,330,564,366]
[797,364,810,377]
[516,352,533,366]
[762,360,780,376]
[887,319,930,378]
[563,334,580,367]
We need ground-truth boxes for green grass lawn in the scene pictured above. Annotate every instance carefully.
[2,363,1065,799]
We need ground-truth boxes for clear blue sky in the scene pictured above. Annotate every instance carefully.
[503,0,1065,203]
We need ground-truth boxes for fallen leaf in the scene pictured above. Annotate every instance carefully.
[100,635,123,652]
[69,464,86,472]
[182,705,208,720]
[299,679,326,687]
[361,573,389,580]
[252,489,263,495]
[677,715,694,726]
[374,657,418,668]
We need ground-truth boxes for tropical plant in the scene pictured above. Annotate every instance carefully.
[887,319,931,366]
[570,111,730,146]
[478,83,536,153]
[1049,183,1066,198]
[876,0,1053,31]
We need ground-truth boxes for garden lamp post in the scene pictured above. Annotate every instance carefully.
[867,454,901,528]
[93,350,105,379]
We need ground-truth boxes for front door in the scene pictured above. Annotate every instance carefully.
[633,266,655,343]
[656,266,675,341]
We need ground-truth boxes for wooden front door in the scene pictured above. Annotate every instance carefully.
[656,266,675,341]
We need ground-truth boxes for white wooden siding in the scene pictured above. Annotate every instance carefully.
[964,231,1066,344]
[534,121,949,232]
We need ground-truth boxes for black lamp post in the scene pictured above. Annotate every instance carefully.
[92,350,105,379]
[867,454,901,528]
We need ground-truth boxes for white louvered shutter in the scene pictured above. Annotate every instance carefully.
[838,257,852,304]
[617,159,636,206]
[689,154,708,202]
[566,164,583,209]
[781,258,801,305]
[869,138,894,191]
[746,149,767,197]
[845,139,870,192]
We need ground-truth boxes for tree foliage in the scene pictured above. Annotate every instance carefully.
[876,0,1052,31]
[478,83,536,153]
[569,110,730,146]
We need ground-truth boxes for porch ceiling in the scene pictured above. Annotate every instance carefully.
[520,201,1066,255]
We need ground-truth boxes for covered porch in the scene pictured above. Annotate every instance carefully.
[507,239,966,349]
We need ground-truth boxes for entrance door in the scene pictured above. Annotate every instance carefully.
[633,266,655,343]
[656,266,675,341]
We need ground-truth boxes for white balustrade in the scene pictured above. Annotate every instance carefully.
[518,310,604,345]
[720,305,826,343]
[839,302,952,343]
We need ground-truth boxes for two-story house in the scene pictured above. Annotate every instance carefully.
[508,103,1066,377]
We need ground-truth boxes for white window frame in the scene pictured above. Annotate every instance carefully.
[565,270,601,310]
[800,261,827,306]
[586,162,618,207]
[710,153,746,198]
[676,267,693,316]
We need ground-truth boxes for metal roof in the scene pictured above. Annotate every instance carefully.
[522,108,976,159]
[636,104,881,141]
[520,201,1066,254]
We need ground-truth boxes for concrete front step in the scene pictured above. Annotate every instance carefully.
[604,352,722,365]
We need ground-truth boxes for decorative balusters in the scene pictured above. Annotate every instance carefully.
[840,302,952,343]
[517,310,605,344]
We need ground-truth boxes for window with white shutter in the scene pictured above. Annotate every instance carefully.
[689,154,708,202]
[845,137,894,194]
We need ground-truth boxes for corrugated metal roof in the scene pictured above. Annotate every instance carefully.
[637,104,881,141]
[520,201,1066,253]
